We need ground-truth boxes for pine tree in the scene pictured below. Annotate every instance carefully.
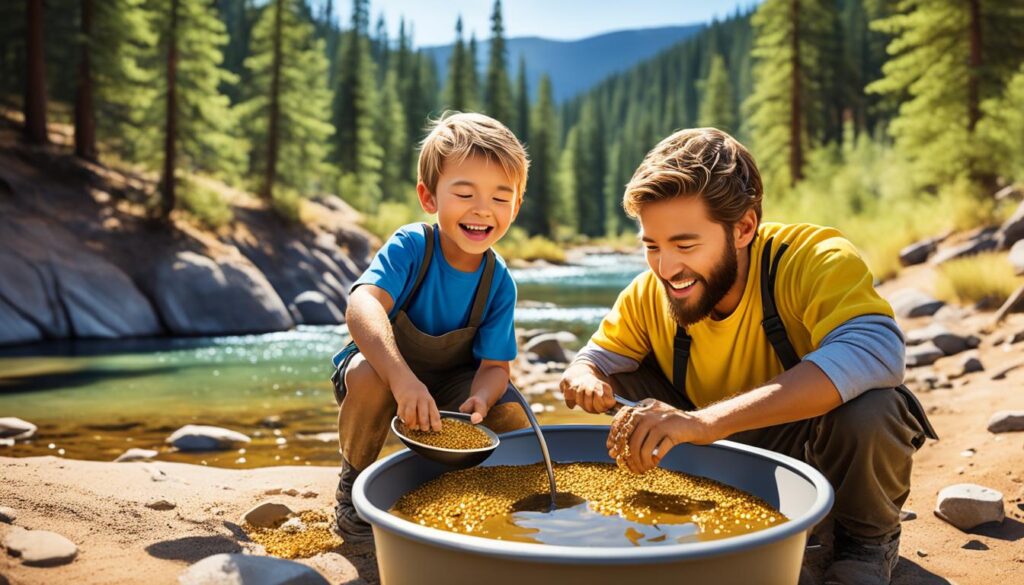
[980,64,1024,180]
[148,0,242,218]
[697,53,736,132]
[332,0,382,208]
[744,0,835,186]
[444,16,471,111]
[239,0,334,204]
[467,33,481,110]
[514,54,529,145]
[521,74,557,236]
[570,99,606,236]
[484,0,513,124]
[868,0,1024,189]
[74,0,156,163]
[216,0,254,103]
[376,66,409,201]
[24,0,49,144]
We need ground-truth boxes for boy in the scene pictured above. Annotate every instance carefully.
[331,112,532,542]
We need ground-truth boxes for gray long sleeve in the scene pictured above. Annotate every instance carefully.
[574,314,905,403]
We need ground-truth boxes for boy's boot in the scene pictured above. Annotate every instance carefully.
[334,457,374,542]
[823,526,901,585]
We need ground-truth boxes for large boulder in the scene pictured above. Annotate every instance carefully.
[179,553,329,585]
[930,234,997,266]
[899,238,938,267]
[0,215,162,345]
[0,417,37,439]
[144,250,293,335]
[290,291,344,325]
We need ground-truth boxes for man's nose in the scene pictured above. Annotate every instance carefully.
[658,253,686,281]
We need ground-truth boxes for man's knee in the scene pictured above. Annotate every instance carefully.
[822,388,919,449]
[483,402,531,434]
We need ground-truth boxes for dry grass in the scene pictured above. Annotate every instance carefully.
[934,252,1021,307]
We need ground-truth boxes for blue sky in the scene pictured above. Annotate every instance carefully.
[330,1,762,47]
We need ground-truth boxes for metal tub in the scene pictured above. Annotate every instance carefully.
[353,425,833,585]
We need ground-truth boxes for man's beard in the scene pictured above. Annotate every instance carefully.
[663,231,739,327]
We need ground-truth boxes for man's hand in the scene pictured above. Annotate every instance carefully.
[392,376,441,431]
[560,362,617,413]
[458,396,489,424]
[607,399,712,474]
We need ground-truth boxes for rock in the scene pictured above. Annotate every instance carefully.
[0,438,14,447]
[0,417,37,440]
[530,403,545,414]
[931,235,998,265]
[1010,241,1024,276]
[167,425,251,452]
[0,506,16,523]
[179,553,329,585]
[987,411,1024,433]
[114,448,159,462]
[279,517,306,533]
[0,215,162,346]
[889,289,945,318]
[241,502,295,528]
[143,250,293,336]
[904,324,970,355]
[994,184,1024,201]
[906,342,945,368]
[935,484,1005,530]
[264,487,283,495]
[282,488,300,497]
[260,416,284,429]
[916,550,928,557]
[146,499,177,511]
[2,526,78,567]
[957,356,984,378]
[998,199,1024,249]
[290,291,344,325]
[900,509,917,522]
[990,360,1024,380]
[523,331,577,363]
[301,491,318,499]
[143,464,169,482]
[299,552,361,584]
[899,238,938,267]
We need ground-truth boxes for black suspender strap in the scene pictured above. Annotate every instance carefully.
[466,250,496,329]
[672,326,692,395]
[398,223,436,314]
[760,237,801,370]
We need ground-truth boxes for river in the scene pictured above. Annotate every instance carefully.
[0,252,647,468]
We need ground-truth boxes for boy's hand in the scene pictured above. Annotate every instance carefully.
[458,396,489,424]
[393,377,442,431]
[560,362,617,414]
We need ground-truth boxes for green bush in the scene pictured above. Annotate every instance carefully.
[180,180,232,229]
[935,252,1020,307]
[495,227,566,263]
[362,201,432,241]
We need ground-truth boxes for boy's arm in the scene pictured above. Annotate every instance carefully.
[459,359,511,424]
[346,284,441,431]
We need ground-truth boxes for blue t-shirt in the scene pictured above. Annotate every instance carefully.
[351,223,518,362]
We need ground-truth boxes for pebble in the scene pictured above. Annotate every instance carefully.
[0,438,15,447]
[241,502,295,528]
[179,553,328,585]
[301,490,318,499]
[145,499,176,511]
[987,411,1024,433]
[916,549,928,557]
[143,464,169,482]
[906,342,945,368]
[899,509,917,521]
[0,506,17,523]
[0,417,37,440]
[935,484,1005,530]
[2,526,78,566]
[530,403,545,414]
[265,487,283,495]
[960,448,976,458]
[283,488,300,497]
[260,415,285,429]
[279,517,306,533]
[113,448,159,462]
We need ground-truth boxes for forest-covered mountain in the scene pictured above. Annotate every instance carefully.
[3,0,1024,282]
[423,24,704,103]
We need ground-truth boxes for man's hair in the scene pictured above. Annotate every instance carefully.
[623,128,763,226]
[418,111,529,200]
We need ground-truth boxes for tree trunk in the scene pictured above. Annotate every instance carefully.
[789,0,804,185]
[263,0,284,201]
[160,0,180,218]
[967,0,982,133]
[74,0,97,162]
[24,0,49,145]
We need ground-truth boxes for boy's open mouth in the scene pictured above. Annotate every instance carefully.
[459,223,494,242]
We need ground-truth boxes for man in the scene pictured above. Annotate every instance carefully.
[560,128,936,585]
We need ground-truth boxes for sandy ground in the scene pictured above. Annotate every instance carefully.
[2,270,1023,584]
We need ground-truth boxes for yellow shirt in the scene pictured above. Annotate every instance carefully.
[591,222,894,408]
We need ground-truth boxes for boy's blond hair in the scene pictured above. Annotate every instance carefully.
[623,128,763,227]
[418,112,529,201]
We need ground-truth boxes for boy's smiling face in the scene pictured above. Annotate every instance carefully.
[417,153,521,270]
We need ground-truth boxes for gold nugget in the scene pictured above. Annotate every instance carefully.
[398,417,493,450]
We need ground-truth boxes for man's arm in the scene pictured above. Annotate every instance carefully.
[346,284,441,431]
[611,315,905,473]
[460,360,511,424]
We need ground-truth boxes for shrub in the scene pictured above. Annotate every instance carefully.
[180,180,232,229]
[935,252,1020,308]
